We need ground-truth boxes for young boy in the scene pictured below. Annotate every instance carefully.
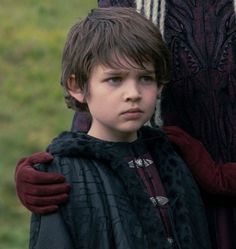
[29,7,211,249]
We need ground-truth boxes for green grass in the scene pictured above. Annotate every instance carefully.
[0,1,96,248]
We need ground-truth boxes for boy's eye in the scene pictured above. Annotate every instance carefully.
[139,75,156,84]
[106,77,122,85]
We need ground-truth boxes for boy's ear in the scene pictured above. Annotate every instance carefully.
[67,74,86,103]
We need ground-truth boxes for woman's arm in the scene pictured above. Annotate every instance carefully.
[15,124,236,216]
[163,126,236,196]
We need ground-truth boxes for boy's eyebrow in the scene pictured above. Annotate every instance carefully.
[103,69,156,75]
[140,69,156,74]
[103,70,124,75]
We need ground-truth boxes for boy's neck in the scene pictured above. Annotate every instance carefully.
[87,127,138,143]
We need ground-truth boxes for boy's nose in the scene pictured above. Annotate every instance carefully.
[124,81,141,102]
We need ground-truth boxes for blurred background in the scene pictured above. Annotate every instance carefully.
[0,0,96,248]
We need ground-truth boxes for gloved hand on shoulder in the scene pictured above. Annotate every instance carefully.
[15,152,70,214]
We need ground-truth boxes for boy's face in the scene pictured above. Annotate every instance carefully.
[69,61,162,142]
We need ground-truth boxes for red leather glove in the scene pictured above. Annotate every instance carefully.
[15,152,71,214]
[163,126,236,196]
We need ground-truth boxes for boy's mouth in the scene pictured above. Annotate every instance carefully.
[120,108,143,119]
[121,108,143,114]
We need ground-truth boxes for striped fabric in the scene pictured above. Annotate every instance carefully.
[135,0,166,37]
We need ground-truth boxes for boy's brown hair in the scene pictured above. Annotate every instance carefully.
[61,7,171,111]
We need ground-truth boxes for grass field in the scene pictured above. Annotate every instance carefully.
[0,1,96,248]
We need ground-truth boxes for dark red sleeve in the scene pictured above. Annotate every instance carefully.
[163,126,236,196]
